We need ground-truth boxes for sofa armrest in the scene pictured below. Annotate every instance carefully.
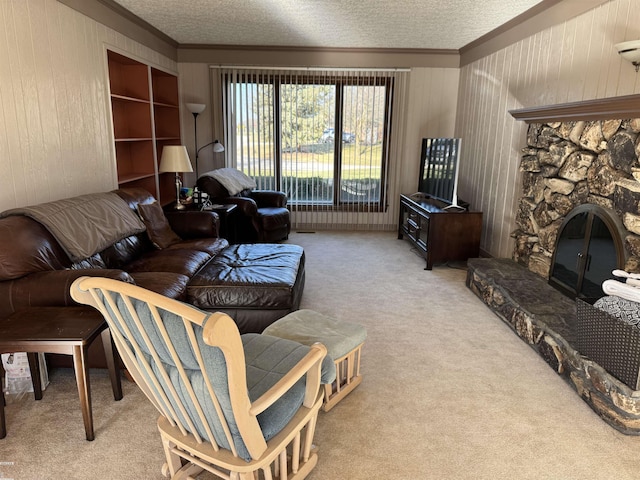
[250,190,288,208]
[0,269,133,317]
[164,210,220,239]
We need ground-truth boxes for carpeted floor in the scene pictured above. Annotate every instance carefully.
[3,231,640,479]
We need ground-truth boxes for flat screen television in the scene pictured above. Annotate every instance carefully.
[417,137,462,209]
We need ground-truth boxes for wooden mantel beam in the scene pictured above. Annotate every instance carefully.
[509,94,640,123]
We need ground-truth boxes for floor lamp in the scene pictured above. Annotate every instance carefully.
[185,103,225,179]
[186,103,206,177]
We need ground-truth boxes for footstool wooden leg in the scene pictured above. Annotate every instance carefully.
[72,345,94,441]
[102,328,122,401]
[322,344,364,412]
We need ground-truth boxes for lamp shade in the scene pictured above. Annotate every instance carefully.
[616,40,640,70]
[186,103,206,114]
[159,146,193,173]
[212,140,225,153]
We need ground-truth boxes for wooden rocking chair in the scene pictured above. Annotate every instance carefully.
[70,277,327,480]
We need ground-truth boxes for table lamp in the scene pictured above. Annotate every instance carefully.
[159,145,193,209]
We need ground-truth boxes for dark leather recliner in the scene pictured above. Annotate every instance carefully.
[197,174,291,243]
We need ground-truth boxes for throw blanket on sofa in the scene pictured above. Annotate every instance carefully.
[201,168,257,196]
[1,192,146,262]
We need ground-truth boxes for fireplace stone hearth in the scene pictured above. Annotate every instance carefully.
[467,257,640,434]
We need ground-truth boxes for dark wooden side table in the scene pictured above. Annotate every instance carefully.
[0,307,123,441]
[165,202,238,243]
[205,203,237,243]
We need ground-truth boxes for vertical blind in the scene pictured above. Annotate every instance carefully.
[216,67,409,231]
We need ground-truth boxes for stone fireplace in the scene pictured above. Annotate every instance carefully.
[512,119,640,283]
[465,95,640,434]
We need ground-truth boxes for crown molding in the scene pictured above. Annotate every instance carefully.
[58,0,610,71]
[177,45,460,68]
[460,0,610,66]
[57,0,178,61]
[179,44,456,55]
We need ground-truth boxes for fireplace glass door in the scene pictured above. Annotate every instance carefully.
[549,205,624,301]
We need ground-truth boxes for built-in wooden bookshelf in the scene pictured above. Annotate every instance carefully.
[107,50,181,204]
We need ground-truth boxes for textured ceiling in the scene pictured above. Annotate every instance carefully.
[112,0,546,50]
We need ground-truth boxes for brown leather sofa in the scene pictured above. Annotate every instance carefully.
[196,174,290,243]
[0,188,305,336]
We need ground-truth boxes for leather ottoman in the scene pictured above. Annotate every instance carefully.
[186,243,305,334]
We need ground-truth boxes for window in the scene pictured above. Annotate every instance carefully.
[221,69,395,210]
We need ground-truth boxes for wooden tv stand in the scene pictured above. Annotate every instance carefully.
[398,194,482,270]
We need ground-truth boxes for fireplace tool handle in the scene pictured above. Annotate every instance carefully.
[576,252,591,272]
[576,252,584,272]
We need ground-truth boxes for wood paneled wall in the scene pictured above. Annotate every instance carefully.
[5,0,632,241]
[400,68,460,195]
[0,0,460,228]
[177,63,217,186]
[455,0,640,259]
[0,0,176,211]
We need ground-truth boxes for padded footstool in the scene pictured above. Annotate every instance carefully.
[263,309,367,412]
[187,244,305,334]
